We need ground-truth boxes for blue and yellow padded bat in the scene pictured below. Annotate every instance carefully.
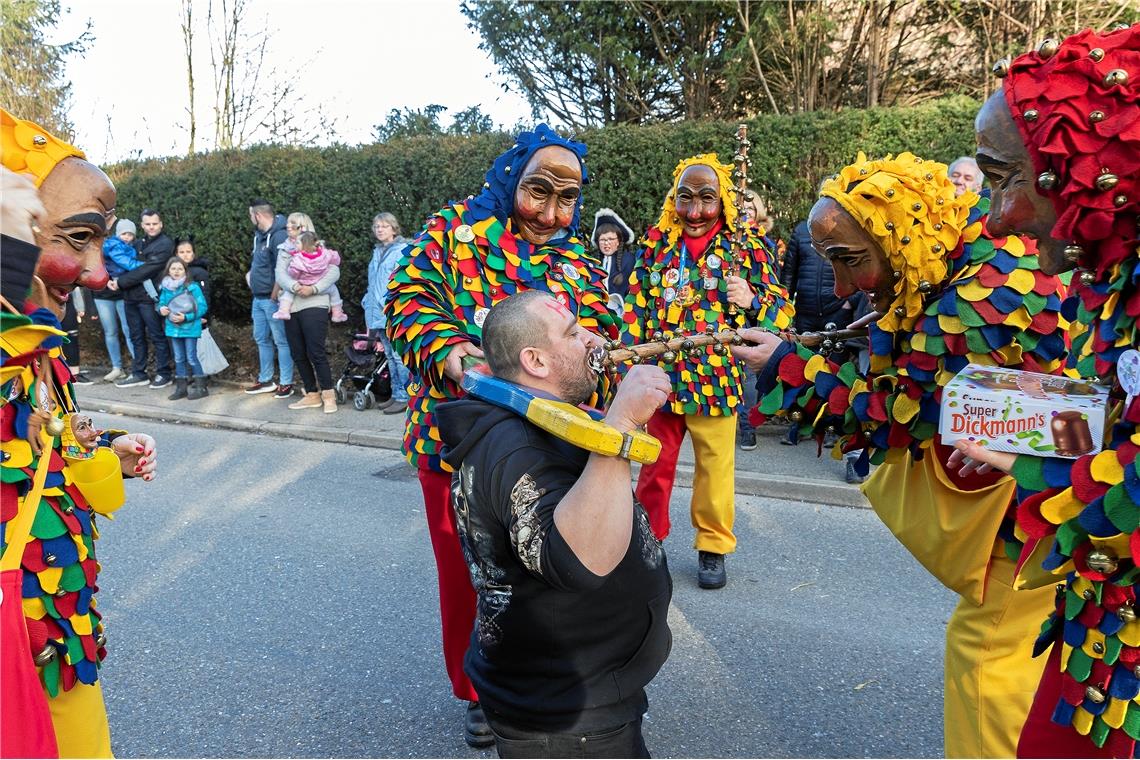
[461,367,661,464]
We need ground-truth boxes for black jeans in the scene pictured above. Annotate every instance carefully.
[61,296,80,367]
[124,299,172,377]
[283,307,332,392]
[484,712,650,759]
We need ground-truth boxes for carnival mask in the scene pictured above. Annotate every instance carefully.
[511,146,582,245]
[809,197,896,313]
[674,164,721,238]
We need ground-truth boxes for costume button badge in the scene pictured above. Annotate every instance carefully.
[473,308,489,328]
[663,287,676,303]
[664,268,680,286]
[649,271,662,286]
[561,262,580,280]
[455,225,475,243]
[707,255,722,269]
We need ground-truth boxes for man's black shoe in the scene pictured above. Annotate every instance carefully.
[738,429,757,451]
[697,551,727,589]
[463,701,495,748]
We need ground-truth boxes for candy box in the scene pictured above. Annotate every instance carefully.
[939,364,1109,458]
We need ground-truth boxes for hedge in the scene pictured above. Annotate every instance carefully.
[105,95,980,322]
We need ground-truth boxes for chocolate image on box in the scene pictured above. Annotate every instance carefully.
[1051,410,1095,457]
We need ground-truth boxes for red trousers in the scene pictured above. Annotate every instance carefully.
[418,468,479,702]
[1017,641,1122,758]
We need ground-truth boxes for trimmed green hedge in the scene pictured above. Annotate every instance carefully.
[106,95,980,322]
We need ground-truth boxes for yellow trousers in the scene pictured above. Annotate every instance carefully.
[48,681,113,758]
[944,554,1052,758]
[637,411,737,554]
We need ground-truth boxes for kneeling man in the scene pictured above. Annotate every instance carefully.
[437,290,673,758]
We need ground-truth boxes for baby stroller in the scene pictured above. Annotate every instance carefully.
[334,330,392,411]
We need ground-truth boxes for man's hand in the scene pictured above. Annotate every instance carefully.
[444,341,485,382]
[107,279,119,292]
[169,313,185,324]
[0,168,45,244]
[731,328,785,372]
[725,275,755,309]
[948,440,1015,477]
[111,433,157,481]
[604,364,670,433]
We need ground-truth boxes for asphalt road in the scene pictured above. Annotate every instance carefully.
[91,414,956,758]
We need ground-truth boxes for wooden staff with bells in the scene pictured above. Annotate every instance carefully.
[728,123,751,317]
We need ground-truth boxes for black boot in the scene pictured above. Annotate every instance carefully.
[168,377,188,400]
[187,375,209,400]
[463,701,494,748]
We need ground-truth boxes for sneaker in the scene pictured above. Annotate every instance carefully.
[845,458,866,485]
[244,381,278,395]
[780,427,799,446]
[697,551,727,590]
[383,399,408,415]
[330,305,348,323]
[824,430,838,449]
[103,367,124,382]
[738,429,757,451]
[273,384,294,399]
[149,374,172,389]
[115,373,150,388]
[71,372,94,386]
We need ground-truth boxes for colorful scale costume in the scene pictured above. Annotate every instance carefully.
[991,25,1140,757]
[623,154,793,554]
[752,153,1069,757]
[384,124,617,705]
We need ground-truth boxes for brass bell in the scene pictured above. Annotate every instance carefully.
[661,350,677,363]
[33,646,56,666]
[629,356,641,364]
[1119,605,1137,623]
[681,339,695,351]
[1024,109,1039,122]
[45,553,57,565]
[925,173,933,180]
[918,280,933,293]
[1083,588,1095,600]
[790,411,802,422]
[1087,548,1118,574]
[932,244,943,253]
[1093,642,1105,654]
[1115,194,1128,208]
[821,340,835,352]
[730,334,743,346]
[901,236,911,245]
[1037,171,1058,190]
[859,168,868,175]
[1079,271,1095,286]
[54,587,67,598]
[652,331,664,341]
[892,270,902,281]
[911,203,922,212]
[1063,244,1084,263]
[826,425,837,434]
[1089,110,1106,123]
[893,306,906,318]
[1056,583,1066,593]
[1089,48,1105,62]
[934,223,943,231]
[1085,685,1107,704]
[712,343,727,356]
[32,134,46,146]
[96,633,108,649]
[1095,172,1119,191]
[914,157,923,164]
[1036,38,1060,58]
[1105,69,1129,87]
[46,416,65,436]
[689,348,703,360]
[886,189,895,197]
[992,57,1011,78]
[885,222,895,231]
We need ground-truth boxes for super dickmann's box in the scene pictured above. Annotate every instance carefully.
[939,364,1109,458]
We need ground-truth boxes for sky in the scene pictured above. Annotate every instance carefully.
[56,0,535,163]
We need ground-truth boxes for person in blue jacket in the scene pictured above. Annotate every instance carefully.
[157,257,209,401]
[361,211,411,414]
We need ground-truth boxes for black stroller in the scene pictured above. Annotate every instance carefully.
[334,330,392,411]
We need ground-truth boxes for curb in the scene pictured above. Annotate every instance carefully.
[88,398,868,509]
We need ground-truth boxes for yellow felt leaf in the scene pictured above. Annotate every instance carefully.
[1118,621,1140,648]
[70,613,93,636]
[22,597,46,619]
[1081,628,1106,660]
[1040,488,1084,525]
[1006,268,1037,294]
[36,567,62,594]
[938,315,966,334]
[892,393,920,424]
[1072,707,1094,736]
[958,281,994,302]
[804,354,829,382]
[1091,451,1125,484]
[1104,698,1129,729]
[1003,236,1026,256]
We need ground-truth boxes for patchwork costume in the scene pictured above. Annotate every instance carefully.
[752,154,1069,757]
[622,154,793,556]
[384,125,618,704]
[1,110,132,759]
[989,26,1140,759]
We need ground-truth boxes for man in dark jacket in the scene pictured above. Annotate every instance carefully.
[436,290,672,758]
[244,199,293,396]
[113,208,174,388]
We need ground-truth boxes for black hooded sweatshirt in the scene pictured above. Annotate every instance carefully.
[437,396,672,732]
[116,232,174,304]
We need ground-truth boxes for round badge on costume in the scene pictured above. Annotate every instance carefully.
[664,287,676,303]
[649,271,662,287]
[704,277,718,290]
[707,255,722,270]
[1119,349,1140,403]
[455,225,475,243]
[473,307,490,328]
[561,262,580,281]
[664,268,680,286]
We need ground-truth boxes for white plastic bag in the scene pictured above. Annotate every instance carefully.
[197,327,229,376]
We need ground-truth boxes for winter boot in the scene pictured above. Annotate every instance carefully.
[168,377,189,401]
[187,375,209,400]
[321,389,337,414]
